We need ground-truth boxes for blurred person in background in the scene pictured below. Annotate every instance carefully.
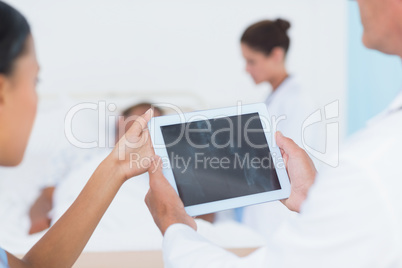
[240,18,323,240]
[240,18,319,148]
[27,102,164,235]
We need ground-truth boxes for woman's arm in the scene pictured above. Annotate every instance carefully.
[6,109,154,268]
[8,157,124,268]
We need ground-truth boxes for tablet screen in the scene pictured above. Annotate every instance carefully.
[161,112,281,207]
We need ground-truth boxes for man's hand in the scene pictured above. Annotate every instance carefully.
[276,131,317,213]
[110,108,155,181]
[145,155,197,235]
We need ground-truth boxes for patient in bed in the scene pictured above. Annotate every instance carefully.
[28,102,165,235]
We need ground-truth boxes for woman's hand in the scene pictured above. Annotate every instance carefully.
[276,131,317,213]
[145,155,197,235]
[109,108,155,182]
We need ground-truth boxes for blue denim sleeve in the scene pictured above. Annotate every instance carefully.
[0,248,9,268]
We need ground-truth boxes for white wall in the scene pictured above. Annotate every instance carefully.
[5,0,349,150]
[9,0,347,112]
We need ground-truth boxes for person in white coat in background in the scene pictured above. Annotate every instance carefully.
[240,18,322,240]
[145,0,402,267]
[240,18,320,151]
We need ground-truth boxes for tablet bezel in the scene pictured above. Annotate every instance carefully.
[148,103,291,216]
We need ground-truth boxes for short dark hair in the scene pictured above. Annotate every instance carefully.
[121,102,164,118]
[0,1,31,75]
[241,18,291,56]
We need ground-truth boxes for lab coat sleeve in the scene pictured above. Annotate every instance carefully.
[163,223,269,268]
[162,160,399,268]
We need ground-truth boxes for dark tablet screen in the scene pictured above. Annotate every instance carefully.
[161,112,281,207]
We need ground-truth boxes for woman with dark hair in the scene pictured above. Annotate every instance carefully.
[240,19,320,240]
[241,19,292,91]
[0,2,154,267]
[240,18,319,145]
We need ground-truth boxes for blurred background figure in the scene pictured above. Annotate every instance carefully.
[240,18,320,148]
[239,18,323,241]
[27,102,164,235]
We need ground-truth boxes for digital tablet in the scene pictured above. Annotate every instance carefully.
[148,103,291,216]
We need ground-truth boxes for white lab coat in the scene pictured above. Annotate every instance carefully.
[243,76,321,241]
[264,76,318,147]
[161,91,402,268]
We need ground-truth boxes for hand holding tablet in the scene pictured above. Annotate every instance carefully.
[148,103,291,216]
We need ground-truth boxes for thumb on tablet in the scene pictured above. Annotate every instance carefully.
[275,131,299,156]
[148,155,167,185]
